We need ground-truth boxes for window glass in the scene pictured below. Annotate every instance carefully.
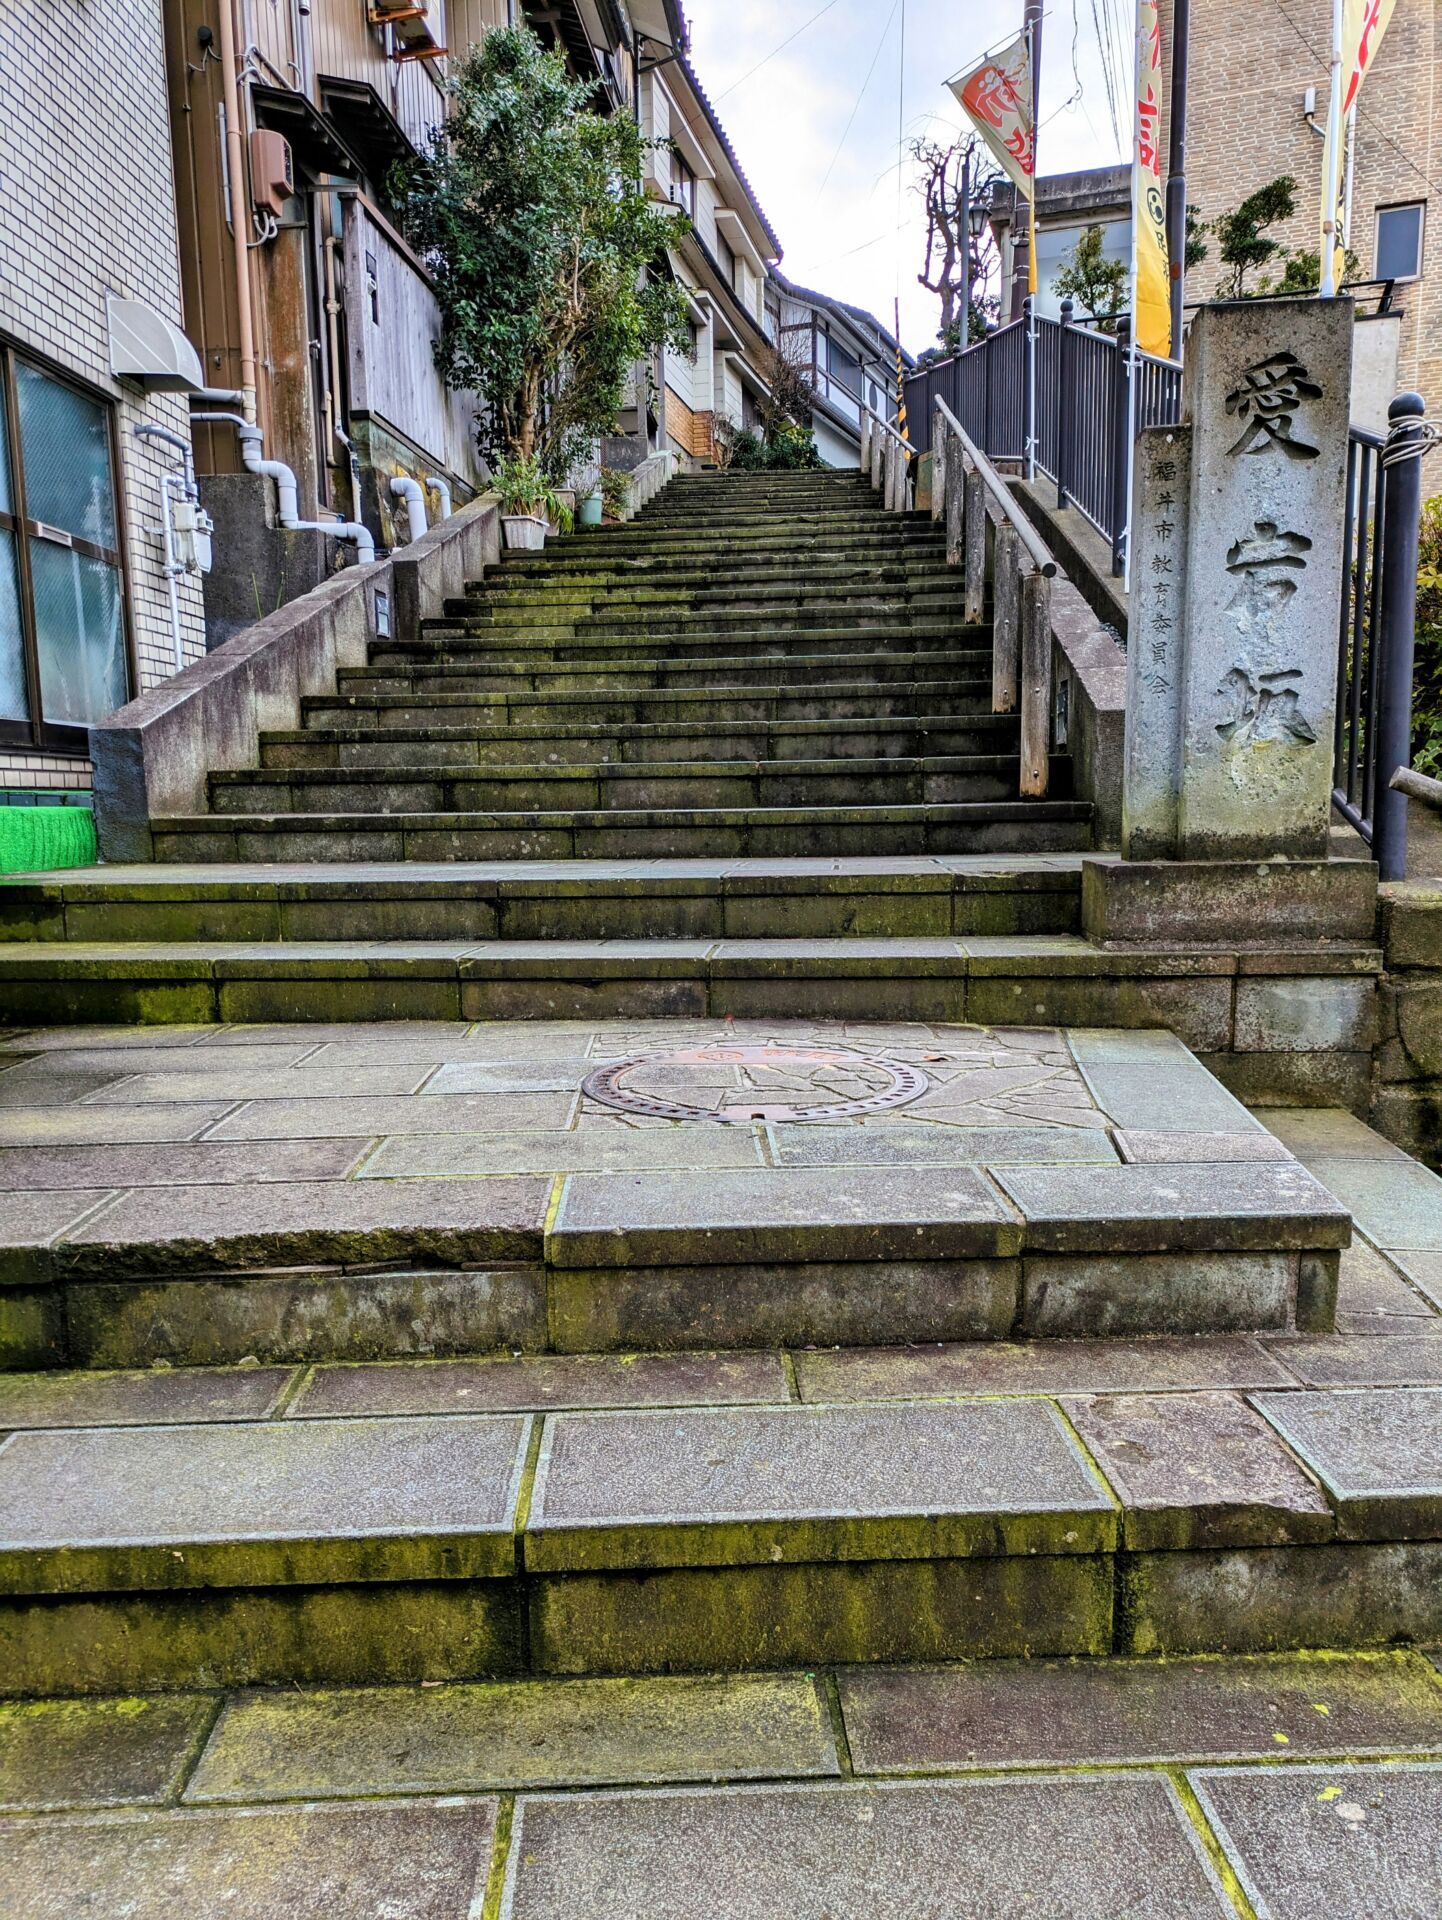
[0,377,11,517]
[1376,203,1424,280]
[15,362,118,549]
[0,529,28,721]
[30,541,126,725]
[829,337,862,396]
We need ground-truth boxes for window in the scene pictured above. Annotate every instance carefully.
[1375,202,1425,282]
[828,335,862,399]
[671,152,695,216]
[717,234,737,291]
[0,345,130,751]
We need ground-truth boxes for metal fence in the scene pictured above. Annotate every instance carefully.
[903,304,1181,572]
[1334,396,1431,879]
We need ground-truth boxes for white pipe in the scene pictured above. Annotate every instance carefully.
[193,412,376,563]
[426,475,453,519]
[390,474,429,544]
[1321,0,1345,298]
[190,387,246,406]
[158,473,186,674]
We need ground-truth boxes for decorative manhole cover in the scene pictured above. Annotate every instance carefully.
[581,1043,930,1125]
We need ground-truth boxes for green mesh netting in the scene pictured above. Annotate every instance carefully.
[0,805,97,875]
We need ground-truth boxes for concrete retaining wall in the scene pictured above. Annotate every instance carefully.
[91,498,501,863]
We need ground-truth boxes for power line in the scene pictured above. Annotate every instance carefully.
[713,0,845,104]
[1266,0,1442,197]
[814,0,901,204]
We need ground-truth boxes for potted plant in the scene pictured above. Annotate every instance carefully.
[577,462,604,528]
[600,466,630,522]
[493,454,573,551]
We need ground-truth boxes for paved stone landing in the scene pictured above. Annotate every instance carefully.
[0,1020,1348,1352]
[2,1659,1441,1913]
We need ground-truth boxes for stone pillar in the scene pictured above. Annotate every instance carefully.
[1122,299,1353,861]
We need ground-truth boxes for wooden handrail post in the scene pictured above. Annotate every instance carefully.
[962,470,986,623]
[992,524,1020,714]
[1019,568,1052,796]
[931,404,946,524]
[870,420,884,492]
[860,410,872,478]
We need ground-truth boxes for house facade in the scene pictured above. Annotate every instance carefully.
[0,2,207,805]
[641,50,781,467]
[767,272,912,467]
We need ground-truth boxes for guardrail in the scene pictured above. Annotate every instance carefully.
[858,403,913,512]
[1335,394,1434,880]
[931,395,1058,799]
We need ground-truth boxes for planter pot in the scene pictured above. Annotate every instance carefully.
[578,492,604,528]
[501,514,548,552]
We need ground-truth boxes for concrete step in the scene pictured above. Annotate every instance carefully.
[333,650,992,696]
[137,800,1093,863]
[398,624,983,661]
[259,713,1024,771]
[0,859,1082,945]
[431,606,977,643]
[13,1383,1440,1695]
[469,555,957,594]
[300,682,1008,730]
[205,757,1068,818]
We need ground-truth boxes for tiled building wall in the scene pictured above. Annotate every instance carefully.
[0,0,206,792]
[1165,0,1439,482]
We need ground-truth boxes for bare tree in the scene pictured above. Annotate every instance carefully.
[910,133,1000,350]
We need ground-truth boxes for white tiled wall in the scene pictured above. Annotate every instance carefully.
[0,0,206,793]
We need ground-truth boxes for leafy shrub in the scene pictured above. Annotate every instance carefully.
[725,422,822,472]
[1413,494,1442,777]
[599,466,630,519]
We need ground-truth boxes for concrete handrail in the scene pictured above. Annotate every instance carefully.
[932,397,1057,577]
[622,450,677,518]
[91,494,502,862]
[1392,766,1442,812]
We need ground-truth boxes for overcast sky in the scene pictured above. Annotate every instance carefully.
[686,0,1134,353]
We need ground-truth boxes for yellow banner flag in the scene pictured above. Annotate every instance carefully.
[1323,0,1398,285]
[949,34,1037,294]
[1133,0,1170,358]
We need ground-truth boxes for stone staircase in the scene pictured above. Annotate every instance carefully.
[4,466,1442,1912]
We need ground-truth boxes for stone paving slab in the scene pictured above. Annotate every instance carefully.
[1253,1389,1442,1540]
[1302,1159,1442,1252]
[0,1798,498,1919]
[81,1063,438,1102]
[1060,1391,1334,1549]
[0,1366,294,1429]
[525,1400,1115,1570]
[31,1177,551,1279]
[995,1162,1351,1252]
[290,1351,787,1419]
[1189,1762,1442,1920]
[1266,1336,1442,1387]
[0,1139,370,1190]
[1257,1106,1416,1162]
[794,1334,1299,1400]
[0,1191,113,1280]
[0,1695,215,1811]
[499,1776,1232,1919]
[1393,1250,1442,1311]
[767,1125,1119,1166]
[0,1103,239,1146]
[1335,1242,1441,1324]
[208,1093,578,1138]
[839,1651,1442,1771]
[548,1166,1022,1267]
[362,1127,767,1177]
[0,1413,531,1592]
[186,1673,837,1802]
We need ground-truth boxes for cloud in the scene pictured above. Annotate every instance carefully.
[687,0,1128,352]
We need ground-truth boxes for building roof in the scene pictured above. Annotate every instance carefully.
[770,269,915,368]
[677,54,784,259]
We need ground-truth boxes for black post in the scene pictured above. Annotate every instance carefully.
[1110,315,1132,576]
[1057,297,1073,509]
[1021,294,1035,479]
[1371,392,1426,882]
[1165,0,1190,357]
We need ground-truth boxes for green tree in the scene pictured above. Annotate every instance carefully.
[1185,204,1208,271]
[394,28,692,476]
[1053,224,1127,331]
[1212,176,1296,297]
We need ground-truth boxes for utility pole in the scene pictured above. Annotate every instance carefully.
[959,146,972,344]
[1008,0,1043,320]
[1164,0,1189,355]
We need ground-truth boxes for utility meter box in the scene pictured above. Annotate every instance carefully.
[250,130,294,216]
[173,498,214,576]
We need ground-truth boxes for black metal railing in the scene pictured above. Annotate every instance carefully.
[1334,394,1431,879]
[903,303,1181,571]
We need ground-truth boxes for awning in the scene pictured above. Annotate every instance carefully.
[107,297,204,392]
